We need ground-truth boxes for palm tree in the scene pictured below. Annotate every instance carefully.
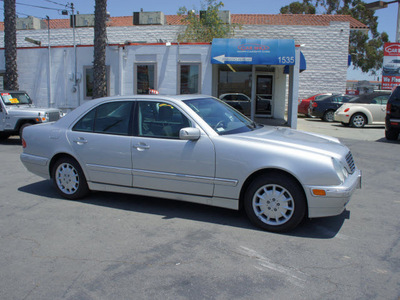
[93,0,107,99]
[4,0,19,90]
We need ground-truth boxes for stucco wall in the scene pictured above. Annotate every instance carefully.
[0,21,350,110]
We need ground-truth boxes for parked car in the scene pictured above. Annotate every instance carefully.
[385,86,400,140]
[298,93,332,116]
[334,91,391,127]
[383,59,400,75]
[20,95,361,232]
[309,94,355,122]
[219,93,251,115]
[0,90,63,140]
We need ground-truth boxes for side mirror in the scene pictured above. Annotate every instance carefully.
[179,127,201,140]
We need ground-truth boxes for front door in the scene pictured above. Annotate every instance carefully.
[131,100,215,196]
[256,75,273,116]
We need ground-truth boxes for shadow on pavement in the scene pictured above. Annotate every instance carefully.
[19,180,349,239]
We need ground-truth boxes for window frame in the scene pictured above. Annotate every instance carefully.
[134,63,157,95]
[83,65,111,100]
[178,63,201,95]
[72,100,135,136]
[134,100,193,139]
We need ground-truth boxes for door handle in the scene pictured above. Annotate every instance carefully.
[73,137,88,145]
[133,143,150,151]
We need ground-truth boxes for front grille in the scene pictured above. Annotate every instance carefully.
[48,112,60,122]
[346,151,356,173]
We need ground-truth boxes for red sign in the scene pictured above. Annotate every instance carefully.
[382,42,400,90]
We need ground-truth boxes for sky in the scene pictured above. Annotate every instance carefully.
[1,0,398,80]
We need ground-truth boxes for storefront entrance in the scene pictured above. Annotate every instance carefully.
[217,65,274,117]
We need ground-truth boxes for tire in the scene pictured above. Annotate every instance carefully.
[19,123,32,138]
[0,133,10,141]
[385,129,399,141]
[322,110,335,122]
[244,173,306,232]
[52,157,89,200]
[350,113,366,128]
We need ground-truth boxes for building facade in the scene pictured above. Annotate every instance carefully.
[0,13,368,120]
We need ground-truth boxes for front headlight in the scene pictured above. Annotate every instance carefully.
[332,158,349,183]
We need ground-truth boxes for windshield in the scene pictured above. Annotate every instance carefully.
[183,97,257,135]
[1,92,32,105]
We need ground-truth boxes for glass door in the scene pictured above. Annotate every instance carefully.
[256,75,273,116]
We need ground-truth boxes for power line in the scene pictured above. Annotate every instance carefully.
[0,0,63,11]
[40,0,67,7]
[0,7,44,19]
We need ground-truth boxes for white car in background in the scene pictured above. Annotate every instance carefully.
[334,91,391,127]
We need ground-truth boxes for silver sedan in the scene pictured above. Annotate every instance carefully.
[20,95,361,232]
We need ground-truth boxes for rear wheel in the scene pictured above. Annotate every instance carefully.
[350,113,366,128]
[323,110,335,122]
[52,157,89,200]
[385,129,399,141]
[0,133,10,141]
[244,173,306,232]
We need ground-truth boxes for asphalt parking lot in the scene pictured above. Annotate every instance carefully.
[0,120,399,299]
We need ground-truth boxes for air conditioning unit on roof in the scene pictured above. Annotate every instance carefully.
[199,10,231,24]
[133,11,165,25]
[16,16,44,30]
[70,14,95,27]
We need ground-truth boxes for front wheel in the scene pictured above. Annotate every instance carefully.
[350,113,366,128]
[244,173,306,232]
[52,157,89,200]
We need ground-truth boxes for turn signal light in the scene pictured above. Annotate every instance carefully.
[312,189,326,196]
[22,138,26,148]
[344,108,350,112]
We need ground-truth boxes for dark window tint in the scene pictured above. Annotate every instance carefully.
[73,101,133,135]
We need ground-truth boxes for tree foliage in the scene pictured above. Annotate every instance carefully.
[177,0,239,43]
[93,0,107,99]
[280,0,389,75]
[4,0,18,90]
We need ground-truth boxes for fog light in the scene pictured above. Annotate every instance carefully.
[312,189,326,196]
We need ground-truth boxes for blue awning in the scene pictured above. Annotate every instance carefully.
[283,51,307,74]
[211,38,296,66]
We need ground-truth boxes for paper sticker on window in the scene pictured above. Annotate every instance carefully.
[9,98,19,104]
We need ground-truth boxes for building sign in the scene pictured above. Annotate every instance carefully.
[382,43,400,90]
[211,39,296,65]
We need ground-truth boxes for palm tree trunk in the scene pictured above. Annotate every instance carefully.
[4,0,19,90]
[93,0,107,99]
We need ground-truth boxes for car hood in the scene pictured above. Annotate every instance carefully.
[231,126,348,158]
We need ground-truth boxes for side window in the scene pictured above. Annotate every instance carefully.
[73,101,133,135]
[137,101,191,138]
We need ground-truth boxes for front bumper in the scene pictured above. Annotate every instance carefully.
[305,169,362,218]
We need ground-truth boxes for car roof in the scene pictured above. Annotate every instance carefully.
[350,91,391,103]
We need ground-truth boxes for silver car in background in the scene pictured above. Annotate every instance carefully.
[20,95,361,232]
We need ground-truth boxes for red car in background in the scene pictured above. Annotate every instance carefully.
[298,93,332,116]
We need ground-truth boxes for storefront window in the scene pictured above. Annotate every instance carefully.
[136,64,156,94]
[218,65,252,98]
[179,64,200,94]
[84,66,110,99]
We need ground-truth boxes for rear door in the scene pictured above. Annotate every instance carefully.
[67,100,134,186]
